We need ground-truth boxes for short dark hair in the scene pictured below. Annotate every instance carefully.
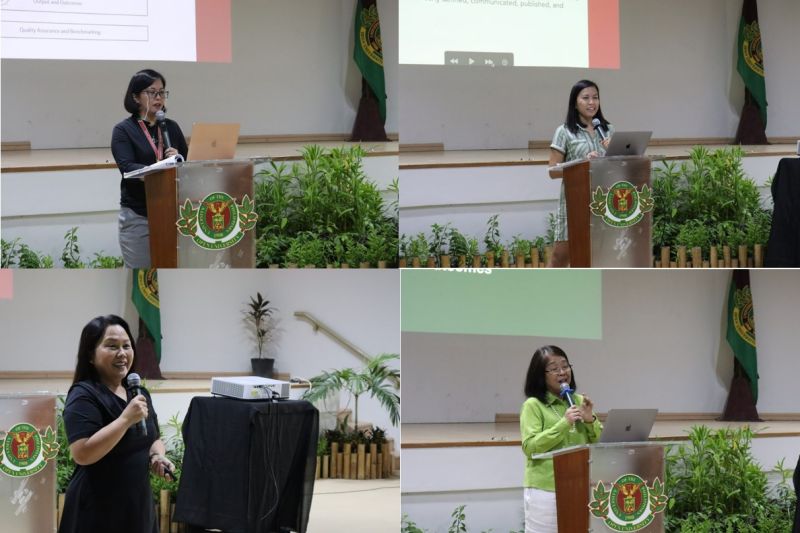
[564,79,610,135]
[523,345,577,403]
[72,315,137,384]
[123,69,167,116]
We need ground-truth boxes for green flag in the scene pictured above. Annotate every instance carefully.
[353,0,386,123]
[726,269,758,402]
[736,0,767,126]
[131,268,162,362]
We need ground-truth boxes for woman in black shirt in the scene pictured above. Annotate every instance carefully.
[59,315,174,533]
[111,69,188,268]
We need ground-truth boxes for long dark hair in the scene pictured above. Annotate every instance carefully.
[564,79,610,134]
[123,69,167,116]
[72,315,137,385]
[523,345,577,403]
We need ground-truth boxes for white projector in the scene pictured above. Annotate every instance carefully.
[211,376,291,400]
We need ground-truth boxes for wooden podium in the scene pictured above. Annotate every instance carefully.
[561,156,653,267]
[142,159,256,268]
[0,393,58,533]
[535,442,667,532]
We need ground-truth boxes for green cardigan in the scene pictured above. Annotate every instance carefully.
[520,391,603,490]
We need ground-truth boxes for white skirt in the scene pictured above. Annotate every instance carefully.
[524,487,558,533]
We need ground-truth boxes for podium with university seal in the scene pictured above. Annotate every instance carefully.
[137,159,259,268]
[533,442,668,532]
[560,156,653,267]
[0,393,59,533]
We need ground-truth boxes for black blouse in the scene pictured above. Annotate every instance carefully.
[111,116,188,217]
[58,380,159,533]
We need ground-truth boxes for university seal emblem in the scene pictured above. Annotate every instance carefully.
[741,21,764,77]
[359,5,383,66]
[589,474,668,532]
[136,269,159,307]
[176,192,258,251]
[733,285,756,347]
[1,422,59,478]
[590,181,654,228]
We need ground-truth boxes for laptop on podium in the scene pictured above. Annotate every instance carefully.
[604,131,652,157]
[598,408,657,443]
[187,123,240,161]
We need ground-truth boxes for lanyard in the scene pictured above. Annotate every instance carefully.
[138,119,163,160]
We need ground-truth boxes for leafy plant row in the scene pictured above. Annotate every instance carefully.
[2,227,123,268]
[254,145,399,268]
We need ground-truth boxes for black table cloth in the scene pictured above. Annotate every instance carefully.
[174,397,318,533]
[765,157,800,267]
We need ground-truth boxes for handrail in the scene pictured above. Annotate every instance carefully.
[293,311,371,365]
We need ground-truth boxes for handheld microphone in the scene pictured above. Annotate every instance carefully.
[591,118,607,142]
[155,110,173,151]
[126,373,148,437]
[559,382,575,408]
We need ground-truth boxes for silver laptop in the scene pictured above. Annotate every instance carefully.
[598,408,657,443]
[187,123,240,161]
[604,131,652,157]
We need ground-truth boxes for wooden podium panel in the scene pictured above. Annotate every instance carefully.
[142,160,255,268]
[553,446,591,532]
[144,168,179,268]
[548,443,666,532]
[562,156,652,268]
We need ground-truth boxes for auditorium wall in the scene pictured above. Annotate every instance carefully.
[399,0,800,148]
[401,269,800,423]
[0,269,401,439]
[0,0,399,149]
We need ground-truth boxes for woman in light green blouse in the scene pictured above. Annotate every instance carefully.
[520,345,603,533]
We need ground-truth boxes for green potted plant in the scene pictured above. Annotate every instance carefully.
[243,292,277,377]
[302,353,400,429]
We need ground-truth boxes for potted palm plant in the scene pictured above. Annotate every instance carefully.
[244,292,277,377]
[302,353,400,430]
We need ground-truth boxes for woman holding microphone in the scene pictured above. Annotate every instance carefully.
[520,345,603,533]
[59,315,174,533]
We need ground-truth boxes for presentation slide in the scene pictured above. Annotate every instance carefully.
[401,269,602,339]
[399,0,619,69]
[1,0,231,62]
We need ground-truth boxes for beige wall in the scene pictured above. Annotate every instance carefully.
[0,0,399,148]
[401,270,800,422]
[399,0,800,148]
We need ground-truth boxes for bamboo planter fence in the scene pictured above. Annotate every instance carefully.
[397,243,766,268]
[315,439,396,480]
[652,244,765,268]
[58,491,186,533]
[399,246,555,269]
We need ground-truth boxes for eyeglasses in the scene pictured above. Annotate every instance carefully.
[141,89,169,99]
[545,364,573,374]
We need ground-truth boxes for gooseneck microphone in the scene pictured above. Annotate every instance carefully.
[155,110,173,151]
[126,373,148,437]
[591,118,607,142]
[559,382,575,408]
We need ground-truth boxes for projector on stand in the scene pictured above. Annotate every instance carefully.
[211,376,291,400]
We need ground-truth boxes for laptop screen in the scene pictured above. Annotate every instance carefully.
[604,131,652,157]
[598,408,657,443]
[187,123,240,161]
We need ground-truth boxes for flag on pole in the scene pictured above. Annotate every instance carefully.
[725,269,758,402]
[353,0,386,123]
[131,268,162,362]
[734,0,767,144]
